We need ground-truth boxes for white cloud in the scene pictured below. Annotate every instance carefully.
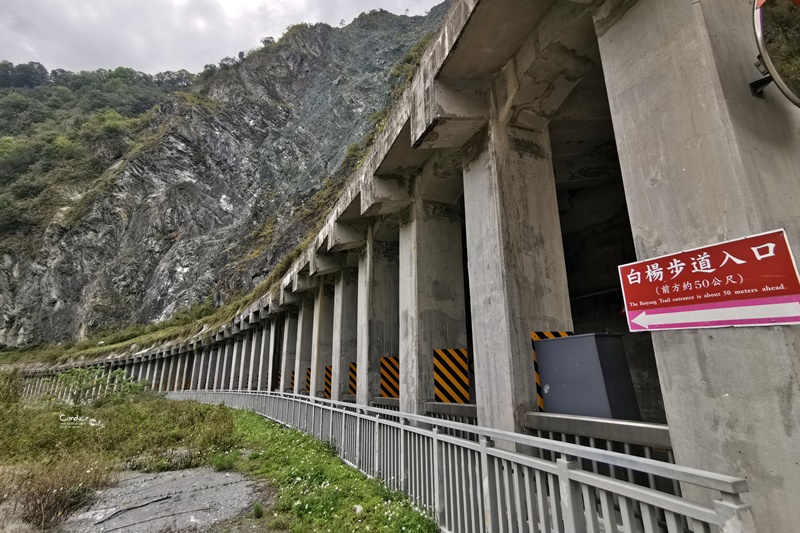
[0,0,443,74]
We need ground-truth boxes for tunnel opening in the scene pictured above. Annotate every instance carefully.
[549,60,666,424]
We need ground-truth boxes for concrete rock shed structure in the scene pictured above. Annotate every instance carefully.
[23,0,800,531]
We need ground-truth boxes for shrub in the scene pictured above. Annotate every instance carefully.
[16,454,113,529]
[0,368,23,404]
[211,451,238,471]
[252,501,264,519]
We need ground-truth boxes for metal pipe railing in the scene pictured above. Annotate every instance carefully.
[167,390,755,533]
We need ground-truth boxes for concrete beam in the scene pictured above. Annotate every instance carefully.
[410,78,489,150]
[360,174,412,217]
[310,252,345,277]
[327,221,368,252]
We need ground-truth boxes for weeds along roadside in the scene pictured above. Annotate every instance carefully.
[0,369,436,532]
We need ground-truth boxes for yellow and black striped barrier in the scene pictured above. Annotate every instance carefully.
[530,331,573,411]
[348,362,357,396]
[304,368,311,395]
[433,348,470,404]
[324,366,332,399]
[290,370,295,391]
[380,356,400,398]
[275,370,281,391]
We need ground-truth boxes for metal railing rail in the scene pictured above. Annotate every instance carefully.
[167,390,755,533]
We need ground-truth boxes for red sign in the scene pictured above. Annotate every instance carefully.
[619,230,800,331]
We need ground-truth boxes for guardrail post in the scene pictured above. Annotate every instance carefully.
[433,427,446,525]
[480,437,499,533]
[713,493,756,533]
[557,458,585,533]
[356,409,362,469]
[374,414,382,479]
[400,418,409,492]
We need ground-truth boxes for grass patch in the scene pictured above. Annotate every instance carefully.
[0,371,243,528]
[233,410,437,532]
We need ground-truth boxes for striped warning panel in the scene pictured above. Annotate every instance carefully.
[433,348,470,404]
[275,370,281,391]
[304,368,311,394]
[380,356,400,398]
[348,362,357,396]
[324,366,332,399]
[530,331,573,412]
[290,370,295,391]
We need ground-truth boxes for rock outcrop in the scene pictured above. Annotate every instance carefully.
[0,5,448,347]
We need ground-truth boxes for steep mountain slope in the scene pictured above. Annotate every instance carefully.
[0,5,448,347]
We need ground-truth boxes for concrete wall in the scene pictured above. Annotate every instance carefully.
[596,0,800,529]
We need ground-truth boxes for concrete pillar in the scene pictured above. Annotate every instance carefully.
[226,338,240,390]
[168,354,178,391]
[208,346,218,390]
[462,119,572,433]
[238,332,252,390]
[193,348,206,390]
[246,327,260,390]
[157,357,167,391]
[280,314,298,392]
[595,0,800,529]
[294,299,315,395]
[172,353,182,391]
[310,279,334,398]
[257,322,272,391]
[331,269,358,401]
[149,359,159,389]
[266,319,282,391]
[399,200,468,414]
[214,344,224,390]
[180,352,191,391]
[356,229,400,406]
[220,340,233,390]
[136,361,145,381]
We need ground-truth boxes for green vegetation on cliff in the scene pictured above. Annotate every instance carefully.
[0,64,184,238]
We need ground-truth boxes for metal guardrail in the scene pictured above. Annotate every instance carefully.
[168,390,755,533]
[524,412,677,495]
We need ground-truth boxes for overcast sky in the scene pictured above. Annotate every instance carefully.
[0,0,442,74]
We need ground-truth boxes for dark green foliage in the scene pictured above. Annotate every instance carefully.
[763,0,800,95]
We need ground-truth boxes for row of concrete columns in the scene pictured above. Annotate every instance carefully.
[21,122,573,437]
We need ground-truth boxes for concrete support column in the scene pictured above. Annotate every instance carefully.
[193,348,206,390]
[267,319,282,391]
[257,322,272,391]
[136,361,145,381]
[227,338,241,390]
[280,314,298,392]
[214,344,224,390]
[179,352,190,391]
[310,279,334,398]
[220,340,233,390]
[238,332,253,390]
[594,1,800,529]
[356,229,400,406]
[149,359,159,390]
[294,299,315,395]
[247,327,261,390]
[462,120,572,433]
[158,357,168,391]
[399,200,468,414]
[331,269,358,401]
[172,353,183,391]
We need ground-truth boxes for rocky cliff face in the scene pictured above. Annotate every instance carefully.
[0,5,448,347]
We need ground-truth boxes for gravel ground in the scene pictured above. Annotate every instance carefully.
[55,468,273,533]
